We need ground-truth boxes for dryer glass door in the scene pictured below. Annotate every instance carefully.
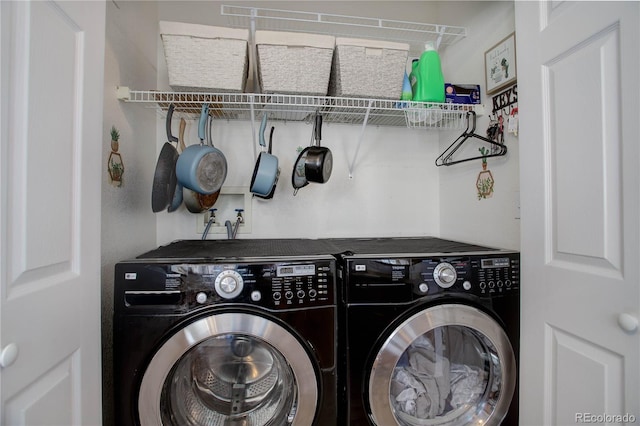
[368,304,516,426]
[138,312,318,426]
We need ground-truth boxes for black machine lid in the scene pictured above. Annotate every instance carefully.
[133,237,498,262]
[325,237,495,257]
[135,239,338,260]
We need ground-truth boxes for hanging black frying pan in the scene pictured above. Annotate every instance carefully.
[304,112,332,183]
[151,104,179,212]
[291,112,332,196]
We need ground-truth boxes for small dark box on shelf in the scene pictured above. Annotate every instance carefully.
[445,83,481,104]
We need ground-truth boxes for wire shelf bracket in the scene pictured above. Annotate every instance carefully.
[349,100,373,178]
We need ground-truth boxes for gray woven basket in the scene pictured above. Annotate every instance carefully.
[329,38,410,99]
[255,31,335,95]
[160,22,249,92]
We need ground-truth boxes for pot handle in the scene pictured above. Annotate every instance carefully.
[166,104,178,143]
[268,126,275,154]
[206,114,213,148]
[198,103,209,143]
[259,113,268,148]
[178,118,187,152]
[314,112,322,146]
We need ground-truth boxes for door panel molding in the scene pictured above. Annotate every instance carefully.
[4,351,81,426]
[543,23,623,278]
[545,324,624,425]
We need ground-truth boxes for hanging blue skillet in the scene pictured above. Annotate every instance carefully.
[250,113,279,198]
[176,104,227,195]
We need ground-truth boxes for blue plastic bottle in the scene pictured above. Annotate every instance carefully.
[411,41,445,103]
[401,71,413,101]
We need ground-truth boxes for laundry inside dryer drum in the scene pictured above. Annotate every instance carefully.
[161,334,298,425]
[389,326,504,425]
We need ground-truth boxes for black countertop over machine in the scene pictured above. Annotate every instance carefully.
[135,237,495,261]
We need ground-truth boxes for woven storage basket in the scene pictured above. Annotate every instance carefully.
[329,38,410,99]
[255,31,335,95]
[160,21,249,92]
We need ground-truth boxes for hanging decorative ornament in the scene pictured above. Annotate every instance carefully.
[476,147,494,200]
[508,106,519,136]
[108,125,125,187]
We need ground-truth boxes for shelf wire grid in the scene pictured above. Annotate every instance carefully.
[121,90,477,129]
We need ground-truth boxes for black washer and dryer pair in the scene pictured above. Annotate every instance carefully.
[113,239,338,426]
[335,238,520,426]
[113,237,520,426]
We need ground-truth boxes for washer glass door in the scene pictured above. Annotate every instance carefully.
[368,304,516,426]
[138,312,318,426]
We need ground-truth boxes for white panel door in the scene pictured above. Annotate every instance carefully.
[0,1,105,425]
[516,1,639,425]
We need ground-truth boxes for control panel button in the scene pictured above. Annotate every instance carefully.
[196,292,207,304]
[285,291,294,300]
[308,289,317,298]
[463,281,472,291]
[296,290,306,299]
[214,270,244,299]
[273,291,282,301]
[418,283,429,294]
[251,291,262,302]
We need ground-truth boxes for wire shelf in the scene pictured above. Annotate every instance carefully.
[118,89,479,129]
[220,5,467,55]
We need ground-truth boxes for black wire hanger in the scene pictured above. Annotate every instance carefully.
[435,111,507,166]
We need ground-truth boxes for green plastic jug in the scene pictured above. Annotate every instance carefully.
[410,41,445,103]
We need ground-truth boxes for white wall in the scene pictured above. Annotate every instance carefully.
[101,2,159,425]
[438,1,519,250]
[154,1,452,245]
[148,1,519,248]
[154,119,442,244]
[152,1,518,248]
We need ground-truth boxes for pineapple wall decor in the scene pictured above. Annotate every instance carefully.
[108,125,124,187]
[476,147,494,199]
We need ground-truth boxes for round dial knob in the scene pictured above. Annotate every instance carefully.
[433,262,457,288]
[214,270,244,299]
